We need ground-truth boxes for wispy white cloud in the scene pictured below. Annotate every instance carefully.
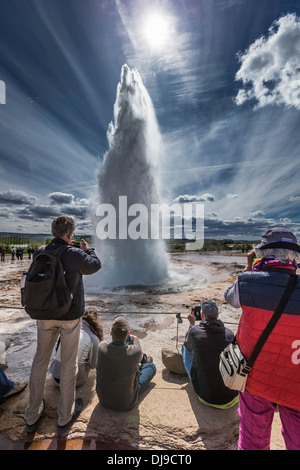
[114,0,202,105]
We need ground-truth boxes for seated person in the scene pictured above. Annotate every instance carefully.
[96,316,156,411]
[182,301,238,409]
[50,308,103,386]
[0,339,27,402]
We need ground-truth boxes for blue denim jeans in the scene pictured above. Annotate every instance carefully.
[0,366,14,398]
[181,344,193,379]
[138,362,156,396]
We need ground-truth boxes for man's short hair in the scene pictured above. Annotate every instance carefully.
[52,215,75,238]
[201,300,219,318]
[111,316,129,342]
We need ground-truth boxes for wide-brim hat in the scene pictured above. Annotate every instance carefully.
[255,227,300,253]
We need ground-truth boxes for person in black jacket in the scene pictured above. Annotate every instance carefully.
[25,216,101,433]
[182,300,238,409]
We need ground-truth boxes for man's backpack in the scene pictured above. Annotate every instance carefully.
[24,244,72,320]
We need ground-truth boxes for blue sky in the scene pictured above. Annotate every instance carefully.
[1,0,300,239]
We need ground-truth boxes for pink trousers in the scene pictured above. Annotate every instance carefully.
[238,390,300,450]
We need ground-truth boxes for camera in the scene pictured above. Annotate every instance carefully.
[125,334,134,345]
[192,306,201,321]
[72,241,81,248]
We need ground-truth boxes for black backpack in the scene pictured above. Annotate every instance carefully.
[24,244,72,320]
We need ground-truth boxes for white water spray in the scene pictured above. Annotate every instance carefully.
[87,65,169,290]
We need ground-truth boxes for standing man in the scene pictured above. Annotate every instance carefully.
[25,216,101,432]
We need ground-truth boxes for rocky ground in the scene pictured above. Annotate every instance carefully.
[0,254,285,451]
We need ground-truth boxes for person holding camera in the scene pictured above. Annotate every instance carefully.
[25,216,101,433]
[182,301,238,409]
[96,316,156,411]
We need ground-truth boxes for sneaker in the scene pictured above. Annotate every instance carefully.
[4,380,28,399]
[140,354,153,364]
[57,397,83,432]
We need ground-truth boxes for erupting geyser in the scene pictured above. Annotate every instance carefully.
[88,64,169,290]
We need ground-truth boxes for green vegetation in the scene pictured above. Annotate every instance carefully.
[0,232,257,255]
[0,233,93,255]
[166,239,258,253]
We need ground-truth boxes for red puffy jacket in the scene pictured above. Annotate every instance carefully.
[226,270,300,411]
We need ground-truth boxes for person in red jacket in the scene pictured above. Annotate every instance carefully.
[1,247,6,262]
[225,227,300,450]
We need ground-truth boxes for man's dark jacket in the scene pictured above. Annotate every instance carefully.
[36,238,101,321]
[184,319,237,405]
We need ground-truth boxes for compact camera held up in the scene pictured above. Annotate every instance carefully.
[71,239,91,251]
[176,305,202,325]
[72,241,81,248]
[191,305,202,321]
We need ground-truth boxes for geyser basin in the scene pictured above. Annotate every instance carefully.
[86,65,169,291]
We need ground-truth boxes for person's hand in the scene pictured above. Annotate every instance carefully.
[188,311,196,325]
[80,239,90,251]
[243,249,256,272]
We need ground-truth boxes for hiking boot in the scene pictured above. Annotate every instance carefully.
[57,397,83,433]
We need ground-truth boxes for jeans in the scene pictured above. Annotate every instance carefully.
[238,389,300,450]
[181,345,193,379]
[0,366,14,398]
[138,362,156,396]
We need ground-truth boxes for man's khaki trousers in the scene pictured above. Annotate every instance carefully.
[25,318,81,427]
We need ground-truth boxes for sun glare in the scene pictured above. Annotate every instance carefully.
[143,13,171,50]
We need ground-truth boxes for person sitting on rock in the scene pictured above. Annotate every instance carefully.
[96,316,156,411]
[0,339,27,403]
[182,300,238,409]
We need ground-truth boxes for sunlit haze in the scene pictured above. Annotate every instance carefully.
[143,12,172,50]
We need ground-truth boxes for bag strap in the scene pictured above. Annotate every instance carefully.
[242,274,297,374]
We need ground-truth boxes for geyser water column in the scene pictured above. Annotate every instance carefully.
[89,64,169,289]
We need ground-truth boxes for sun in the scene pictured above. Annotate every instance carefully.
[143,13,172,51]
